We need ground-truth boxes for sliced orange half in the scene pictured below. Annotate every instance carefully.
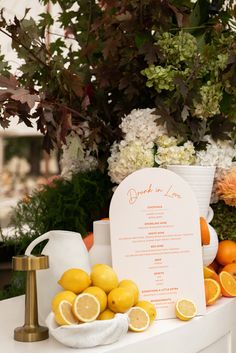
[204,278,221,305]
[73,293,100,322]
[175,299,197,321]
[128,306,150,332]
[54,300,79,326]
[219,271,236,297]
[203,266,216,279]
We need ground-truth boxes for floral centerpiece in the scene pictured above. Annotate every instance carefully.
[0,0,235,240]
[107,107,236,202]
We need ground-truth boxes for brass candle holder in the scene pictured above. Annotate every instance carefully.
[12,255,49,342]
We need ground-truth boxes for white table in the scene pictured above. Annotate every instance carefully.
[1,295,236,353]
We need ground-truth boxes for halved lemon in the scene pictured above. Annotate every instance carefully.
[51,290,77,312]
[175,299,197,321]
[127,306,150,332]
[54,300,79,326]
[73,293,100,322]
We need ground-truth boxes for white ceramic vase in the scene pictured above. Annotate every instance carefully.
[25,230,91,324]
[89,220,112,266]
[166,165,216,220]
[202,224,219,266]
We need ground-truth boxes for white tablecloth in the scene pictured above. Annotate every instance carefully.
[0,295,236,353]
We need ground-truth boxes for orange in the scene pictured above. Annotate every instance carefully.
[203,266,215,279]
[216,240,236,266]
[221,263,236,281]
[200,217,210,245]
[203,266,220,283]
[204,278,221,305]
[208,260,220,273]
[219,271,236,297]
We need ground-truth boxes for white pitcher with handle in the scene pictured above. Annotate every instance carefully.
[25,230,91,324]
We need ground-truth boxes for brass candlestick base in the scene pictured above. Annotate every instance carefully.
[12,255,49,342]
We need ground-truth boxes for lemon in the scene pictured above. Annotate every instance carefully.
[58,268,91,294]
[97,309,115,320]
[54,300,79,326]
[83,286,107,312]
[52,290,77,312]
[136,300,157,323]
[118,279,139,305]
[73,293,100,322]
[128,307,150,332]
[90,264,118,293]
[175,299,197,321]
[108,287,134,313]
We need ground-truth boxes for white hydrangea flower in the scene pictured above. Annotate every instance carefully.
[60,132,98,179]
[196,136,236,168]
[155,140,196,166]
[156,135,178,148]
[108,140,154,184]
[120,108,167,144]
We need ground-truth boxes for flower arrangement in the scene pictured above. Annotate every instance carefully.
[0,0,235,240]
[108,109,236,193]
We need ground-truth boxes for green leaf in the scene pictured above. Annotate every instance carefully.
[189,0,210,28]
[135,32,150,49]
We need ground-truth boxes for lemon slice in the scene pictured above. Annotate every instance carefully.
[54,300,79,326]
[136,300,157,323]
[73,293,100,322]
[128,306,150,332]
[175,299,197,321]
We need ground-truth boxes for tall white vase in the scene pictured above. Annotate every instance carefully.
[166,165,216,219]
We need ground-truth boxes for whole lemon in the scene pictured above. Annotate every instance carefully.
[97,309,115,320]
[58,268,91,294]
[51,290,77,312]
[90,264,118,293]
[136,300,157,323]
[83,286,107,312]
[108,287,134,313]
[118,279,139,305]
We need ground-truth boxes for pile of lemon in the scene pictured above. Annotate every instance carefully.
[52,264,157,332]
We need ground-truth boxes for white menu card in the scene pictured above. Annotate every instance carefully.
[109,168,206,319]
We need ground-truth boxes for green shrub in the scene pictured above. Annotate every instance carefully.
[6,170,113,255]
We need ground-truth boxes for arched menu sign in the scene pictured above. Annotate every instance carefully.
[109,168,206,319]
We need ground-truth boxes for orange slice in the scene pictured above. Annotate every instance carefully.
[128,307,150,332]
[219,271,236,297]
[204,278,221,305]
[203,266,216,279]
[54,300,79,326]
[73,293,100,322]
[175,299,197,321]
[200,217,210,245]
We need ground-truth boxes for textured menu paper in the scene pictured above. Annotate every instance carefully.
[109,168,206,319]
